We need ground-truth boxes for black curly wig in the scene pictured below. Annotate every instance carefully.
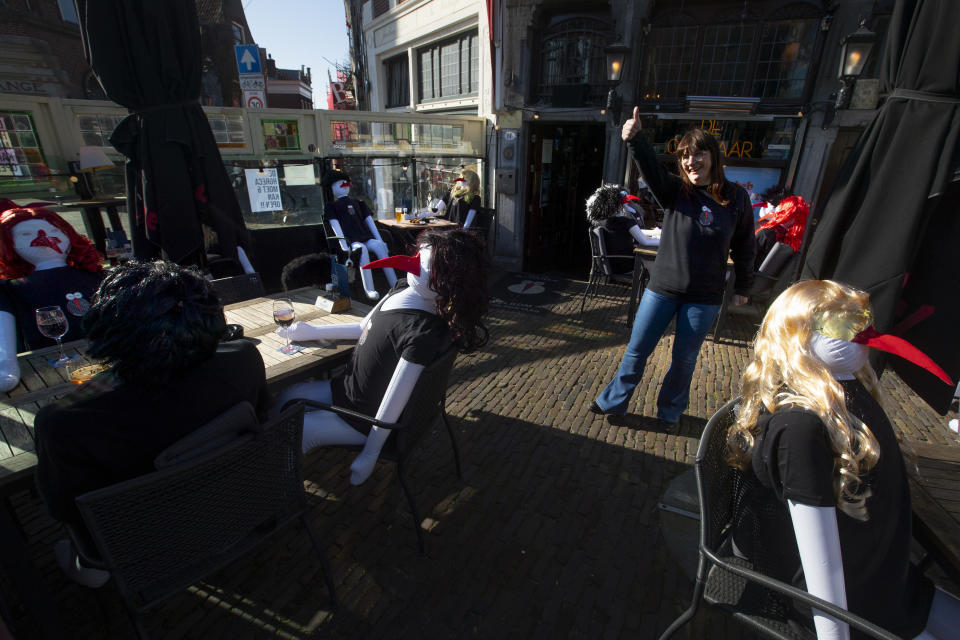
[585,184,625,223]
[83,261,226,387]
[419,229,489,353]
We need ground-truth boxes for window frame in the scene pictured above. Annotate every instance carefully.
[384,53,410,109]
[638,1,826,113]
[416,30,480,105]
[530,12,613,107]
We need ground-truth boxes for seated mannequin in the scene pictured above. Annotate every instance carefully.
[0,207,106,391]
[273,229,489,485]
[322,169,396,301]
[433,167,481,229]
[754,195,809,270]
[727,279,959,640]
[586,184,660,274]
[35,260,268,587]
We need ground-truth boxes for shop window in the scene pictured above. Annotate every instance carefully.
[76,113,123,147]
[641,2,824,106]
[262,120,300,152]
[534,14,611,106]
[0,112,52,189]
[207,113,247,148]
[385,53,409,108]
[418,31,479,103]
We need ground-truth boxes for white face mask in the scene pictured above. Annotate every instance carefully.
[809,332,869,380]
[332,180,350,199]
[12,219,70,268]
[407,245,434,298]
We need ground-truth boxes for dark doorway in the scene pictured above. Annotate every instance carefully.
[523,122,605,274]
[815,127,864,215]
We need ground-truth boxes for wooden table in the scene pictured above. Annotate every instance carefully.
[377,217,458,251]
[909,442,960,585]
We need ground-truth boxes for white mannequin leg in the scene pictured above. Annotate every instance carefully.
[365,239,396,286]
[272,379,367,451]
[353,242,378,299]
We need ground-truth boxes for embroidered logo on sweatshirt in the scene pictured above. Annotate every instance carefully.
[699,205,713,226]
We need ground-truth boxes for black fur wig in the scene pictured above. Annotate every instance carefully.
[585,184,625,222]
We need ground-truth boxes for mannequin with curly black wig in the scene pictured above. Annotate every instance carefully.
[35,261,268,586]
[274,229,488,485]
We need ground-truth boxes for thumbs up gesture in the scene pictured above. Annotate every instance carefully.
[622,106,642,142]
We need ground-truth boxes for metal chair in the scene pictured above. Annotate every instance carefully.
[658,397,899,640]
[713,242,797,341]
[296,346,461,554]
[67,401,337,638]
[209,272,265,305]
[579,225,643,321]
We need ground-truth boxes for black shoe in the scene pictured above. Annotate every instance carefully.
[589,401,605,415]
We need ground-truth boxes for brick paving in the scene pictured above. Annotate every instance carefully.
[3,273,957,639]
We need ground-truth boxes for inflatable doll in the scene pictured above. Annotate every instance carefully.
[436,167,481,229]
[273,229,488,485]
[754,195,810,270]
[0,208,105,391]
[727,280,958,640]
[322,169,396,301]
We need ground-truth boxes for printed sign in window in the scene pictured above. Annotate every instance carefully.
[244,168,282,212]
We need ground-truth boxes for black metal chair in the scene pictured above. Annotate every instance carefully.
[658,397,900,640]
[713,242,798,341]
[67,401,337,639]
[579,225,644,321]
[296,346,462,554]
[209,272,265,305]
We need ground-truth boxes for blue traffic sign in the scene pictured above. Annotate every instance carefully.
[234,45,261,75]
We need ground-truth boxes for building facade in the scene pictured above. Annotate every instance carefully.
[348,0,891,273]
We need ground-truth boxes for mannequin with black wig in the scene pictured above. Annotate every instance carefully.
[274,229,488,485]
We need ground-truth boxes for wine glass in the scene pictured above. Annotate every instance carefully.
[36,306,70,366]
[273,299,298,355]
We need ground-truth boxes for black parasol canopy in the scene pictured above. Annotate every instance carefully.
[75,0,250,266]
[801,0,960,413]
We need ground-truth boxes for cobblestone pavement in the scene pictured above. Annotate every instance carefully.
[5,273,957,639]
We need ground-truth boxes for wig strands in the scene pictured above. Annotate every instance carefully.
[585,184,626,222]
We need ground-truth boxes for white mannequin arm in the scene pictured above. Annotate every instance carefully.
[628,224,660,247]
[364,215,385,243]
[350,358,425,485]
[436,199,446,214]
[236,246,255,275]
[788,500,849,640]
[0,312,19,392]
[328,219,351,253]
[463,208,477,229]
[278,320,363,342]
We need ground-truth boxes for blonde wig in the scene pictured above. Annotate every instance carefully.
[728,280,882,520]
[450,169,480,202]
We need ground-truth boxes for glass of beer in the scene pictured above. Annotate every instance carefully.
[395,207,403,222]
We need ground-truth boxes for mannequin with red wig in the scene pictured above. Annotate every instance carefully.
[0,207,104,390]
[754,195,810,269]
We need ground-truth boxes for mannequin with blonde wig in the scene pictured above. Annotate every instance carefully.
[728,279,960,640]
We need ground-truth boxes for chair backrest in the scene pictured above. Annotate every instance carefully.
[695,397,741,552]
[471,207,495,238]
[75,402,306,611]
[757,242,794,277]
[391,346,459,458]
[210,272,265,305]
[589,225,614,277]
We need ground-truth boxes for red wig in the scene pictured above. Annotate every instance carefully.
[0,208,103,279]
[755,195,810,252]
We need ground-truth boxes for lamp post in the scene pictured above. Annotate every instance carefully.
[604,42,629,126]
[835,20,877,110]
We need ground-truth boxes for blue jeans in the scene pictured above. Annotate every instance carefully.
[595,289,720,422]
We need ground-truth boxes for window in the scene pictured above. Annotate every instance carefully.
[534,15,611,106]
[385,54,409,108]
[231,22,245,44]
[373,0,389,18]
[418,31,479,103]
[262,120,300,151]
[57,0,78,23]
[641,3,824,105]
[76,113,123,147]
[0,112,52,189]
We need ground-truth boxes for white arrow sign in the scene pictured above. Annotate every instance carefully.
[240,49,258,72]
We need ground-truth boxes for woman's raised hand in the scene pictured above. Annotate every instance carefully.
[622,106,642,141]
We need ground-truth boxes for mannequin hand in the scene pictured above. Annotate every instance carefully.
[277,321,322,342]
[0,358,18,392]
[622,106,642,141]
[732,294,749,306]
[349,450,379,485]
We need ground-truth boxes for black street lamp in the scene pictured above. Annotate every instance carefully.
[604,42,630,126]
[835,20,877,110]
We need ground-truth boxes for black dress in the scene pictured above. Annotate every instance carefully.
[732,379,934,638]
